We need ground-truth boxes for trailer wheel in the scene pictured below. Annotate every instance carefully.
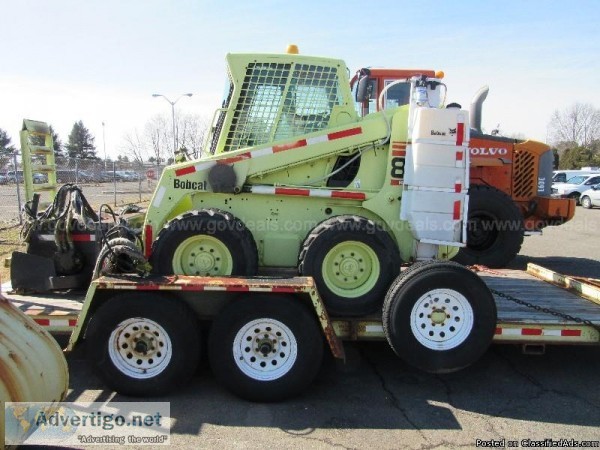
[151,209,257,276]
[453,185,524,268]
[299,216,400,316]
[86,294,199,396]
[581,195,593,209]
[208,296,323,402]
[383,261,496,373]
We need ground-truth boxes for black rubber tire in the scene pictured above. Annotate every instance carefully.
[298,215,401,316]
[93,237,142,278]
[581,196,592,209]
[383,261,497,373]
[453,185,524,268]
[86,294,200,396]
[208,296,324,402]
[150,209,258,276]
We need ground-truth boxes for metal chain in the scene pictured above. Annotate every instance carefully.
[490,288,600,333]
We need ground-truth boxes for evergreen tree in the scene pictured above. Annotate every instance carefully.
[66,121,97,159]
[0,128,16,154]
[558,146,600,169]
[49,125,63,155]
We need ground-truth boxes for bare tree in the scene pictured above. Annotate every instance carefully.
[549,103,600,148]
[146,115,170,164]
[122,130,146,166]
[178,113,209,158]
[121,113,209,164]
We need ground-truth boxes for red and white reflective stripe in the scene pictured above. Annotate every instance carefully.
[127,283,299,293]
[453,201,461,220]
[455,149,464,167]
[249,185,366,200]
[495,327,582,337]
[174,127,363,177]
[72,234,95,242]
[391,141,407,157]
[456,117,465,146]
[39,234,95,242]
[33,318,77,328]
[390,179,402,186]
[144,225,153,258]
[455,179,462,193]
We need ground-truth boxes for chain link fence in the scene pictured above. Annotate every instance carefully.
[0,154,165,224]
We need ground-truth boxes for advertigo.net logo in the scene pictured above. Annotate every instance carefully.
[5,402,171,446]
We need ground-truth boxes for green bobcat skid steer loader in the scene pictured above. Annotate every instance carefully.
[143,48,471,317]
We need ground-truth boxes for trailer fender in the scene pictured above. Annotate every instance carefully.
[66,276,345,360]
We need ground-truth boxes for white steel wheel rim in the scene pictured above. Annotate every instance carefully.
[108,318,172,379]
[410,288,474,351]
[233,318,298,381]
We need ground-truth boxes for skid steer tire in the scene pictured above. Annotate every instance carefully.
[383,261,497,373]
[93,237,141,278]
[299,215,401,316]
[150,209,258,276]
[86,294,200,396]
[453,185,524,268]
[208,295,324,402]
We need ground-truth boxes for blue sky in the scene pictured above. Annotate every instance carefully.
[1,0,599,158]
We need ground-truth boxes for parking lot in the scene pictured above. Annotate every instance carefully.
[59,207,600,449]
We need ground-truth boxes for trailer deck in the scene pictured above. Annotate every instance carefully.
[4,264,600,345]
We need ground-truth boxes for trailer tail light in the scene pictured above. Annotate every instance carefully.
[144,225,153,259]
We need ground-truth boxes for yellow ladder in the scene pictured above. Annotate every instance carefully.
[20,119,57,203]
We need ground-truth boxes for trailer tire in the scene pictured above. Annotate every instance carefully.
[299,215,400,316]
[383,261,497,373]
[151,209,258,276]
[86,294,200,396]
[453,185,524,268]
[208,296,323,402]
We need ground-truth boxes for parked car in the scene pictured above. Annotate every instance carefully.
[552,170,599,184]
[77,170,104,183]
[0,174,9,184]
[5,171,24,183]
[56,170,77,183]
[552,174,600,204]
[33,173,47,184]
[115,170,141,181]
[580,184,600,209]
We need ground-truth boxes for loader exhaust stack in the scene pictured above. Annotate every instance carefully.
[470,85,489,133]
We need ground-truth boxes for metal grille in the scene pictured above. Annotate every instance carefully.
[513,150,536,199]
[225,63,341,152]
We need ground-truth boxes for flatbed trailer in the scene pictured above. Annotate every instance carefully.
[8,264,599,345]
[4,263,600,401]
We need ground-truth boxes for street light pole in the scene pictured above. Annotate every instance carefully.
[102,121,107,170]
[151,93,193,159]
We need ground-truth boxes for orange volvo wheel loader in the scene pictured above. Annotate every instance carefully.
[351,68,575,267]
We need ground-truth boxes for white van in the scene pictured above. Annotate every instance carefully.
[552,170,600,184]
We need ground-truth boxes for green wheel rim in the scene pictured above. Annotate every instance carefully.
[173,235,234,276]
[322,241,380,298]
